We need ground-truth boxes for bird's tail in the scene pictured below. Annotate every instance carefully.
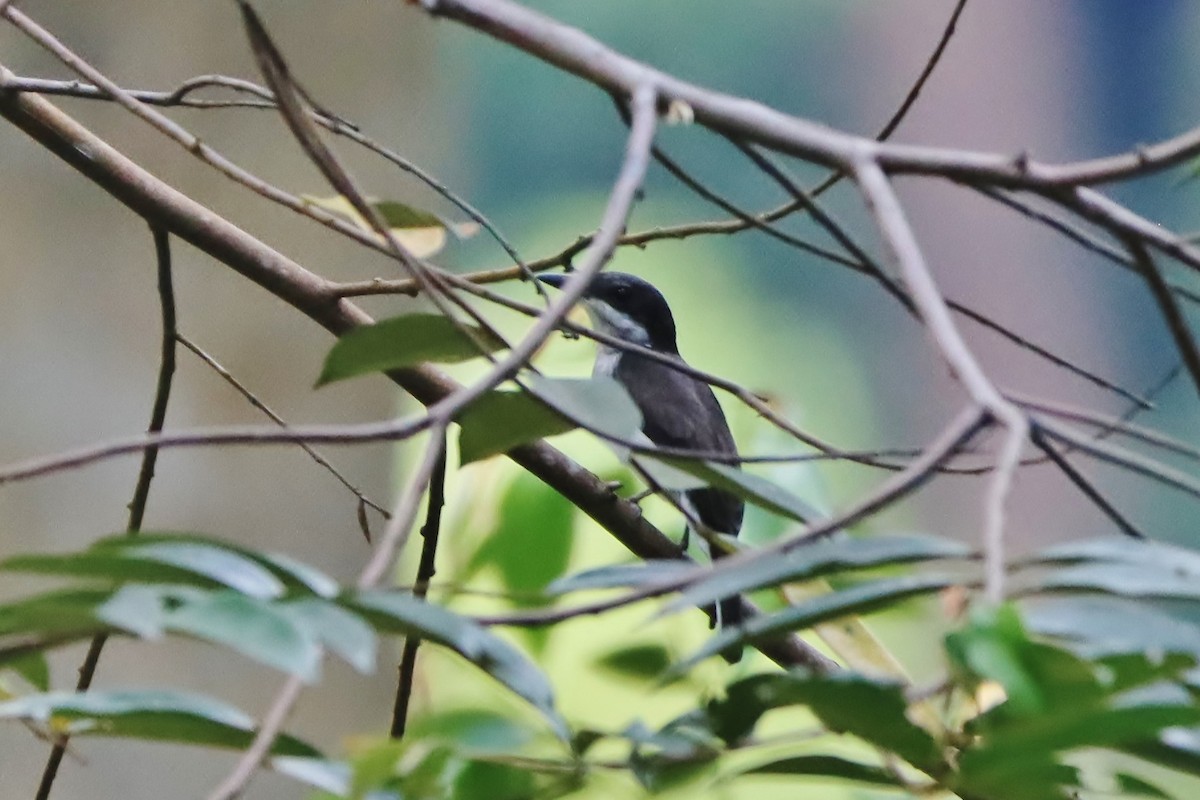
[710,547,744,664]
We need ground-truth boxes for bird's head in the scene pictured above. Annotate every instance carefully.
[539,271,679,354]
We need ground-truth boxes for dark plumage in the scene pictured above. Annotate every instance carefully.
[541,272,745,661]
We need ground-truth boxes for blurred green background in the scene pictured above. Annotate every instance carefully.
[3,1,1200,797]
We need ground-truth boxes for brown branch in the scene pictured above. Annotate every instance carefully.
[390,441,448,738]
[34,226,177,800]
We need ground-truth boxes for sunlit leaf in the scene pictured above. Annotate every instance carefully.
[317,313,505,386]
[469,472,574,610]
[0,689,319,755]
[409,708,536,754]
[1114,771,1172,799]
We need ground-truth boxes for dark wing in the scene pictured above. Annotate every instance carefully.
[615,353,744,536]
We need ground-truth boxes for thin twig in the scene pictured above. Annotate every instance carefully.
[177,334,391,519]
[1028,425,1144,539]
[854,159,1027,604]
[34,226,177,800]
[389,440,448,738]
[1126,238,1200,399]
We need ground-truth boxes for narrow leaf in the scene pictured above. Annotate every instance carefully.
[675,575,953,671]
[0,689,319,756]
[548,560,697,596]
[664,534,968,618]
[642,456,820,523]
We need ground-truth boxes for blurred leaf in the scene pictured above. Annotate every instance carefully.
[92,533,340,598]
[707,671,940,769]
[469,472,574,603]
[675,574,953,670]
[1024,596,1200,660]
[643,456,819,523]
[528,375,642,443]
[317,313,505,387]
[458,376,642,464]
[166,592,322,681]
[281,598,377,673]
[452,760,535,800]
[596,643,672,680]
[409,708,535,754]
[548,560,696,595]
[7,652,49,691]
[271,756,351,796]
[740,754,902,786]
[348,592,567,738]
[1034,562,1200,600]
[0,689,319,755]
[2,540,286,599]
[0,588,115,641]
[457,389,577,465]
[1031,538,1200,576]
[1114,772,1172,799]
[946,605,1102,717]
[665,534,968,619]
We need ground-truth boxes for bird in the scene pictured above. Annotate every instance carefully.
[539,271,745,662]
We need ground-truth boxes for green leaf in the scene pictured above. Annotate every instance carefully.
[0,588,115,640]
[281,598,377,673]
[317,314,505,386]
[457,388,577,465]
[946,605,1103,717]
[0,689,319,756]
[527,375,642,444]
[707,671,940,769]
[347,592,567,738]
[92,533,340,598]
[1114,772,1172,799]
[469,473,574,604]
[642,456,820,523]
[740,754,902,786]
[452,760,536,800]
[596,644,672,680]
[675,574,953,671]
[166,592,322,681]
[458,376,642,465]
[271,757,351,795]
[7,652,50,691]
[1033,562,1200,600]
[1031,538,1200,575]
[664,534,968,619]
[1,544,285,599]
[409,708,536,754]
[1024,596,1200,660]
[548,560,696,595]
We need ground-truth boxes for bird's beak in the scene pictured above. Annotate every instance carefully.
[536,273,567,289]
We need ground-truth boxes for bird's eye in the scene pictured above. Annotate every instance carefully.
[614,285,628,297]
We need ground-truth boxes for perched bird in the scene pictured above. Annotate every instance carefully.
[540,271,745,661]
